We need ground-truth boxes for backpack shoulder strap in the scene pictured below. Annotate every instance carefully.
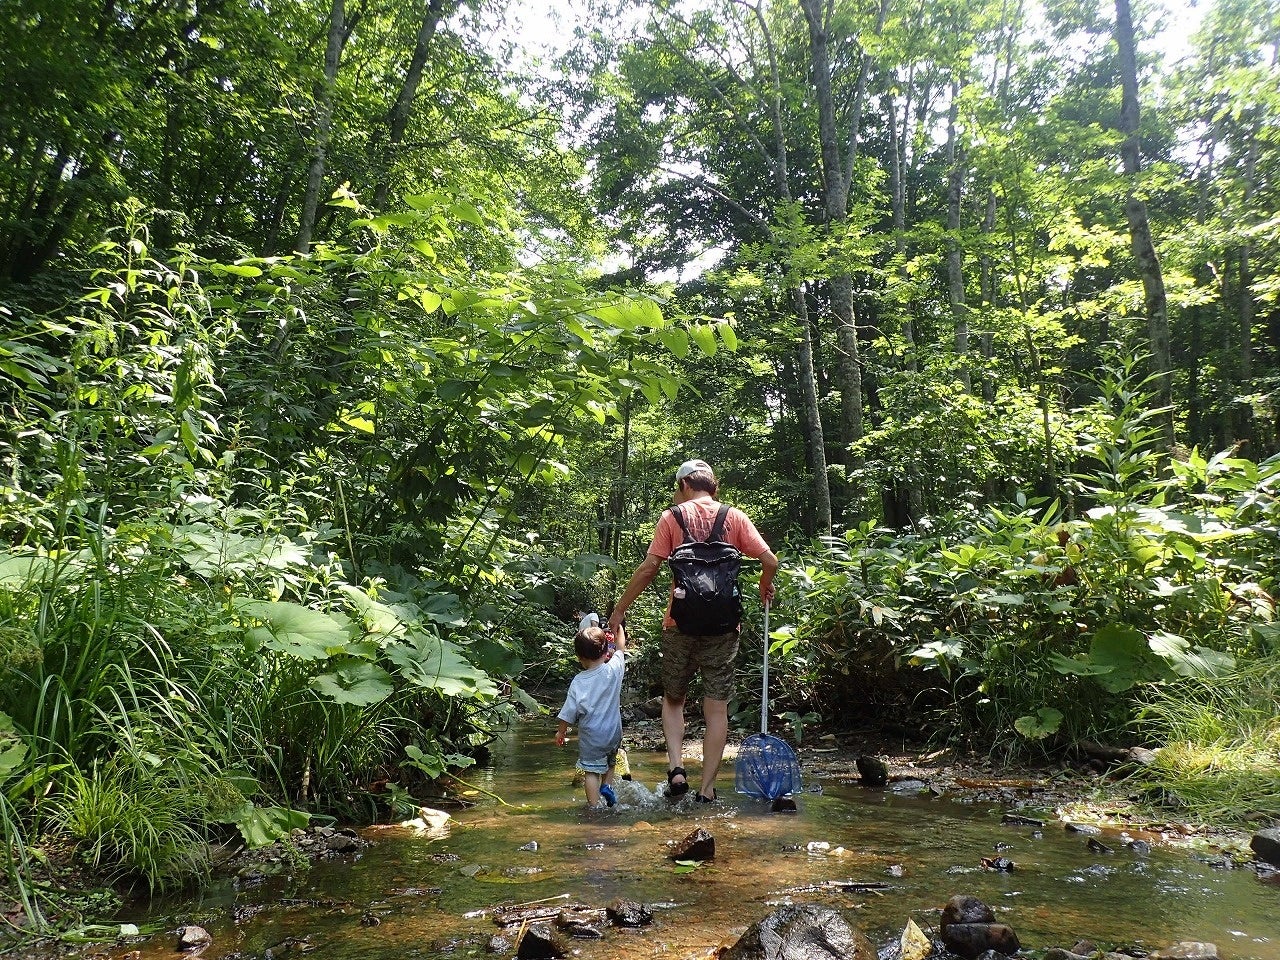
[670,504,694,543]
[706,503,731,543]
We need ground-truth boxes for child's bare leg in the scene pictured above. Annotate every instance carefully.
[583,771,602,806]
[603,763,616,787]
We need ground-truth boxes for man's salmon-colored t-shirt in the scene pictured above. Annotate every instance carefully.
[646,498,771,629]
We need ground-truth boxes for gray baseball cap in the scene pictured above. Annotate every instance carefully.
[675,459,713,482]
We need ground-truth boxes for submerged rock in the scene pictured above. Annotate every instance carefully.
[1150,943,1220,960]
[723,904,875,960]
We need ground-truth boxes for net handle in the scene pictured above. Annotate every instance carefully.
[760,600,770,736]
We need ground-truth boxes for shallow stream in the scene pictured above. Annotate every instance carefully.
[128,723,1277,960]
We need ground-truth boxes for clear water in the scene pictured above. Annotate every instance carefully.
[126,723,1279,960]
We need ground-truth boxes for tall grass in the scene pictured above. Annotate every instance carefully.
[1131,657,1280,824]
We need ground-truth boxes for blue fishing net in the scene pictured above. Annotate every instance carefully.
[735,733,802,800]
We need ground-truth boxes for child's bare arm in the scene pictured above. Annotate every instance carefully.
[612,621,628,654]
[555,719,570,746]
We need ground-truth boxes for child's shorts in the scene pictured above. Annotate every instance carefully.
[577,746,619,775]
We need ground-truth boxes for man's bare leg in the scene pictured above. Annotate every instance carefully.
[662,694,687,791]
[698,697,729,798]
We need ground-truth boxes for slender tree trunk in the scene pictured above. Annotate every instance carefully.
[373,0,450,211]
[945,80,970,393]
[794,284,833,535]
[1114,0,1173,450]
[296,0,346,254]
[888,94,915,372]
[798,0,864,474]
[753,0,832,532]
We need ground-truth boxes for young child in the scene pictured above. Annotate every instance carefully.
[556,622,628,808]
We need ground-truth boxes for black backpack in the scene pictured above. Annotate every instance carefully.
[667,503,743,635]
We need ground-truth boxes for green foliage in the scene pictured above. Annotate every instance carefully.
[784,352,1279,754]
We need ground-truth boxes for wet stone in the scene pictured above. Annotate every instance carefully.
[1071,941,1098,955]
[856,755,889,786]
[326,833,360,852]
[1064,823,1102,835]
[1150,944,1219,960]
[1000,813,1045,827]
[1087,838,1113,854]
[607,898,653,927]
[487,933,514,954]
[519,841,539,852]
[1125,839,1151,855]
[1250,828,1280,867]
[723,904,876,960]
[941,895,995,926]
[1044,949,1090,960]
[672,827,716,861]
[555,907,607,939]
[942,923,1021,958]
[516,922,570,959]
[980,857,1015,872]
[890,779,929,795]
[177,925,212,952]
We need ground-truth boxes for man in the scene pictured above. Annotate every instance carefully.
[607,459,778,802]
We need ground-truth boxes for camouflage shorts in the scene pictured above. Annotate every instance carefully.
[660,627,740,702]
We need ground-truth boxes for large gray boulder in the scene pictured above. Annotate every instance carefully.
[724,904,876,960]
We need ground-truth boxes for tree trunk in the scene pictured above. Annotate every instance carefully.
[296,0,346,254]
[1114,0,1173,451]
[798,0,864,473]
[373,0,450,211]
[795,284,833,535]
[946,80,970,393]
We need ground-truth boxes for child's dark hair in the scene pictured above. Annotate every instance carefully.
[574,626,609,661]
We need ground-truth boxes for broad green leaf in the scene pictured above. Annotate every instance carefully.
[386,629,497,699]
[717,322,738,350]
[689,323,717,356]
[236,599,354,660]
[1014,707,1063,740]
[311,662,394,706]
[656,327,690,357]
[1148,631,1236,678]
[340,586,408,638]
[224,802,311,848]
[0,551,55,587]
[1,711,27,780]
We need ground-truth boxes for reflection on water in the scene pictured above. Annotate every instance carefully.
[129,723,1278,960]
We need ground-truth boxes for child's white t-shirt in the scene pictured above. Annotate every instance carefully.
[557,653,624,763]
